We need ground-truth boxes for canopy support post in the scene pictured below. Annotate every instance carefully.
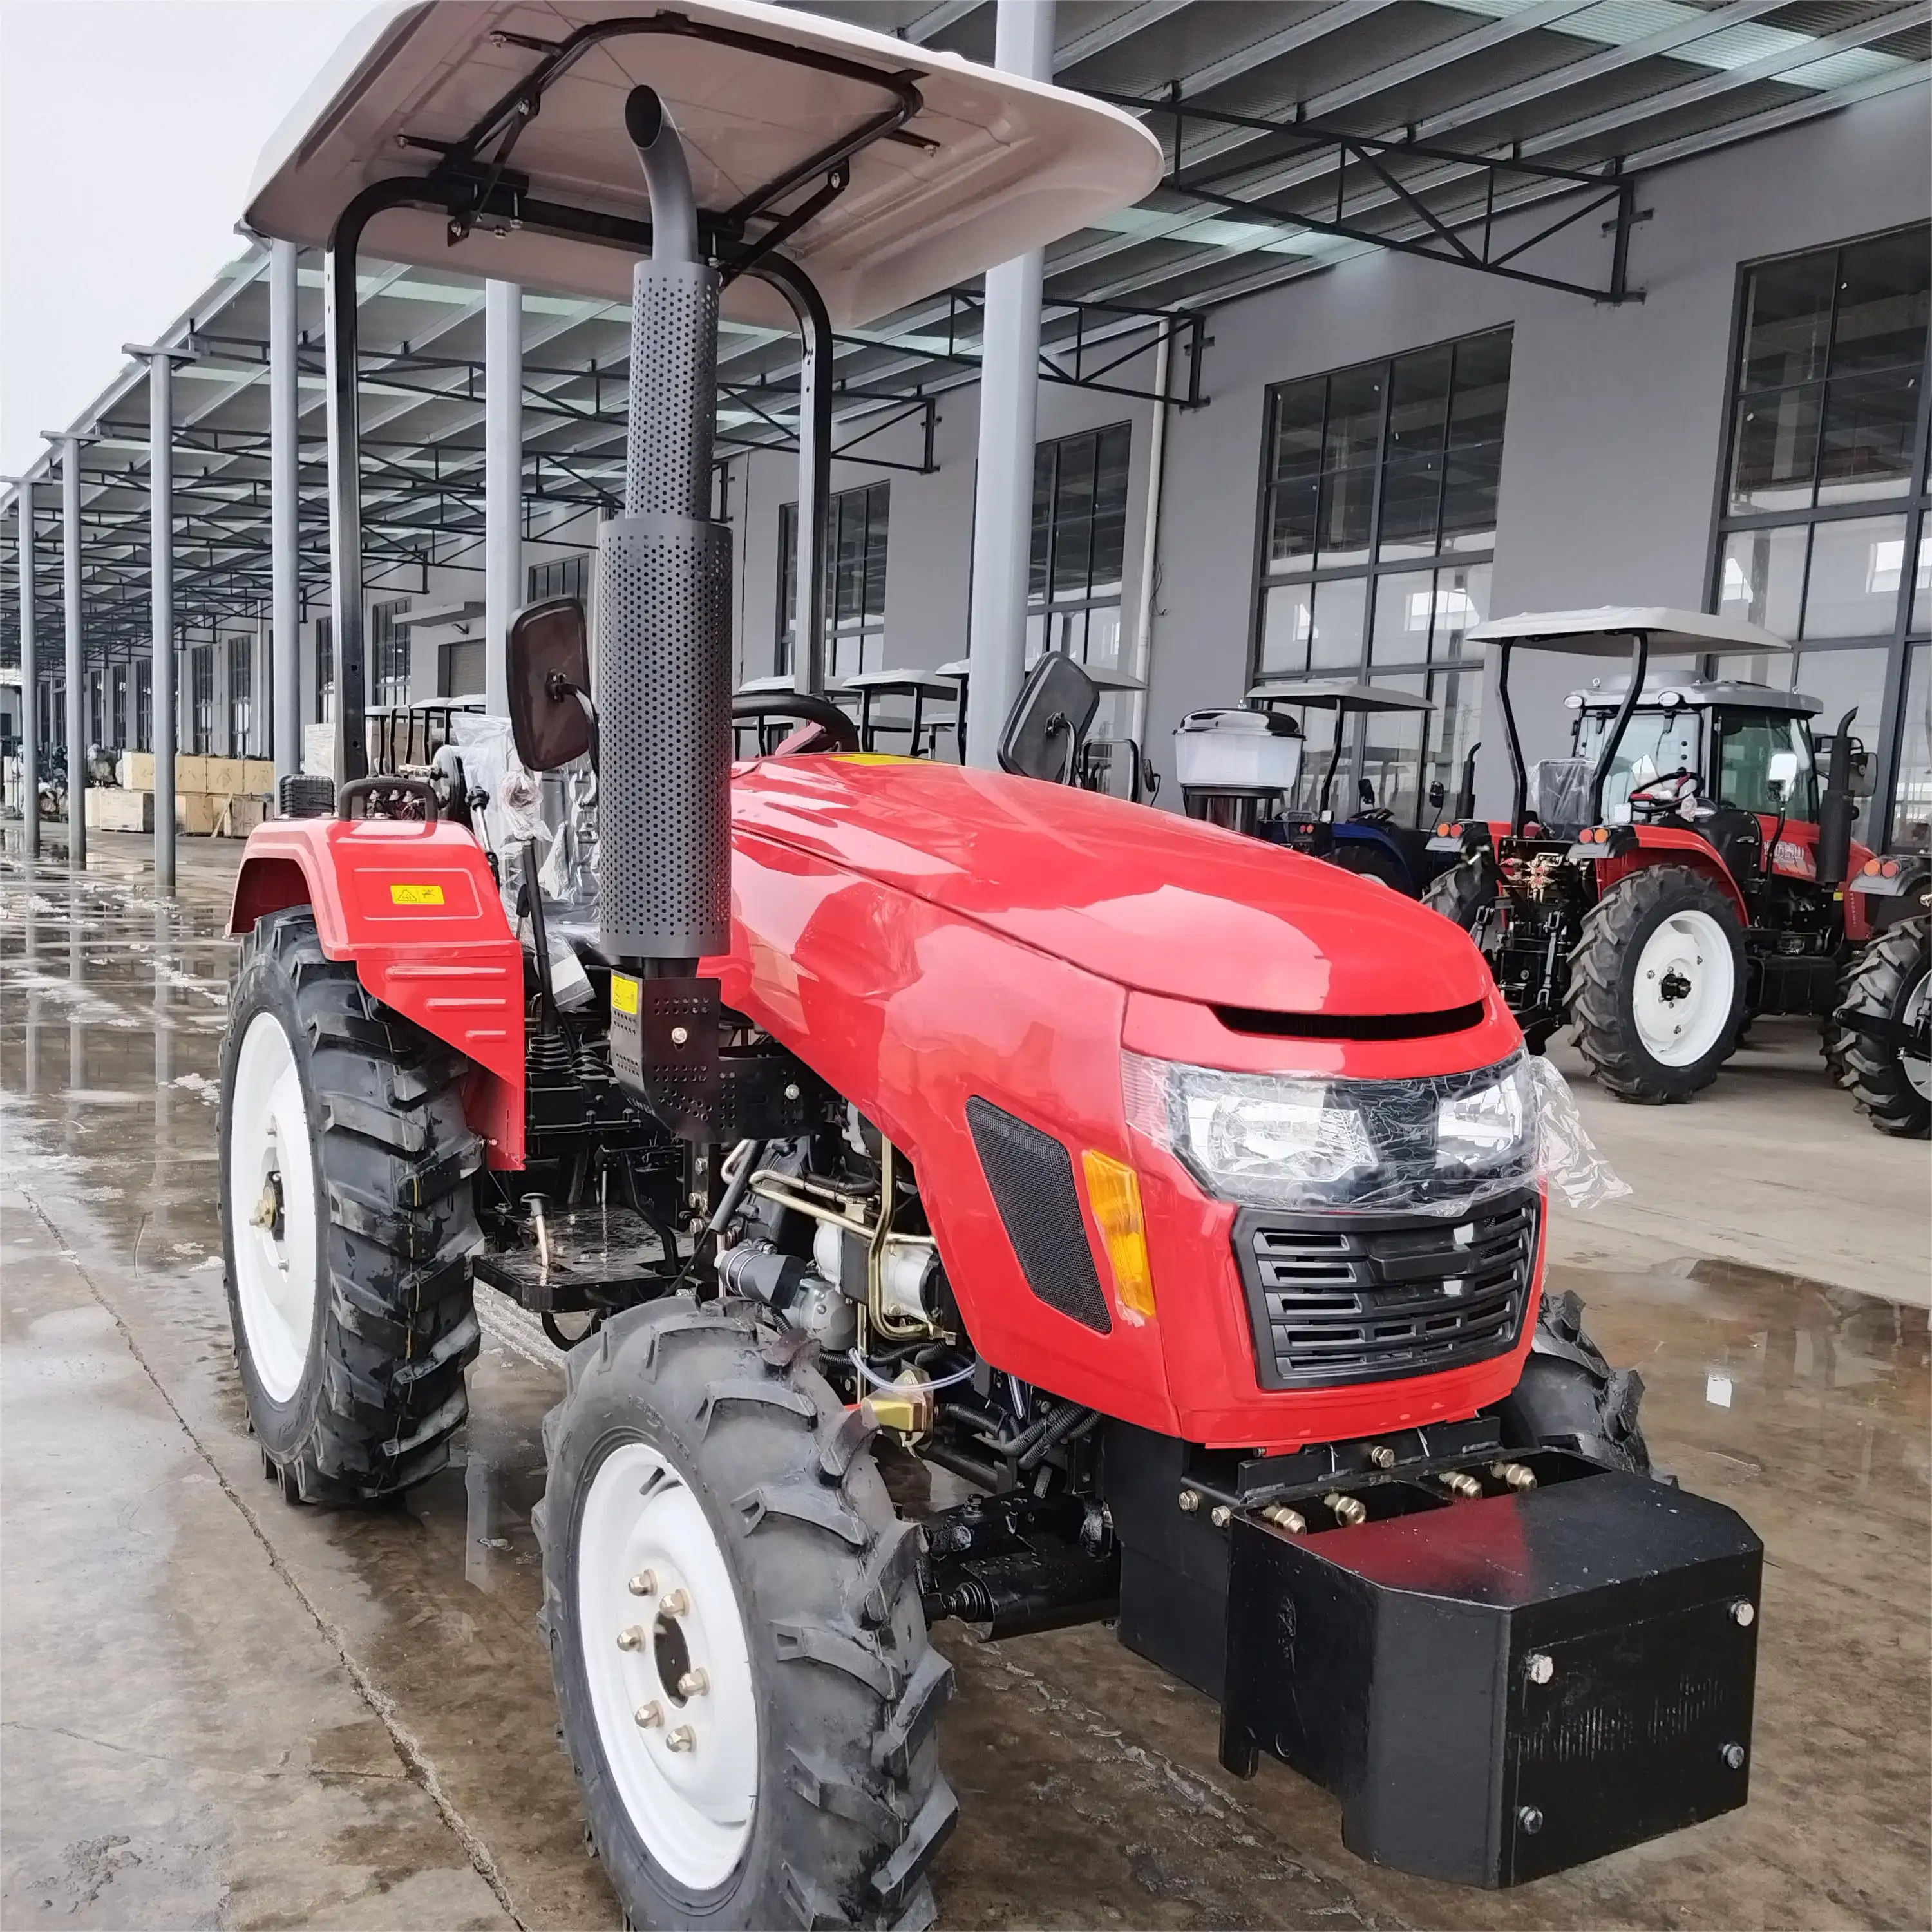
[11,480,38,861]
[486,278,523,717]
[270,240,301,788]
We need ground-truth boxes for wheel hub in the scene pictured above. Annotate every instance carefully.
[1630,907,1734,1068]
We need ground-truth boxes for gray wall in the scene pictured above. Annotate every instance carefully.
[723,86,1928,813]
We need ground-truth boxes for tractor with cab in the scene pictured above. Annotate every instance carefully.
[1423,607,1877,1101]
[216,10,1762,1926]
[1828,858,1930,1136]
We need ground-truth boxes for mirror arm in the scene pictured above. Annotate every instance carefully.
[547,670,601,775]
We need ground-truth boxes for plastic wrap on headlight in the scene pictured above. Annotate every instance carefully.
[1123,1048,1626,1215]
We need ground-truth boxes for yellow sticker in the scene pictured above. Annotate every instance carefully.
[389,882,445,906]
[610,973,641,1016]
[833,752,914,766]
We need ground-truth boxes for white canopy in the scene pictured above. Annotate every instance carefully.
[1245,679,1435,712]
[244,0,1163,330]
[1466,607,1792,655]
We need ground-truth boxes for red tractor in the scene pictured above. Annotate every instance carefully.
[1422,608,1878,1101]
[1830,862,1931,1135]
[218,10,1761,1924]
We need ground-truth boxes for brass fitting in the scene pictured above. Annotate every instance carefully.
[1324,1492,1368,1527]
[1260,1504,1307,1535]
[1439,1470,1484,1499]
[1491,1460,1537,1490]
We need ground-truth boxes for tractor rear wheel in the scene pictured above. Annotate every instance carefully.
[1827,918,1931,1138]
[1329,839,1410,893]
[536,1299,954,1931]
[218,906,483,1503]
[1493,1289,1649,1475]
[1568,866,1744,1103]
[1420,856,1491,931]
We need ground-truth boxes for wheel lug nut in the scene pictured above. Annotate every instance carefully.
[665,1725,696,1752]
[616,1625,647,1651]
[628,1570,657,1597]
[634,1701,663,1728]
[660,1587,691,1616]
[676,1668,709,1698]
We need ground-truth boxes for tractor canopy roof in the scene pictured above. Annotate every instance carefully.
[1244,679,1434,714]
[1467,606,1791,656]
[245,0,1164,329]
[1569,677,1821,717]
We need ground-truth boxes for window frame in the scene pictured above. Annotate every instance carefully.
[315,613,334,723]
[1247,329,1512,827]
[777,481,890,682]
[1027,421,1134,676]
[529,554,589,605]
[371,598,411,708]
[1708,222,1932,852]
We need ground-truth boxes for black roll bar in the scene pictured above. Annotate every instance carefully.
[1495,630,1650,835]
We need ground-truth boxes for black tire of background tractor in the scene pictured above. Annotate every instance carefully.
[536,1300,955,1932]
[1493,1289,1650,1475]
[219,906,483,1504]
[1566,865,1745,1104]
[1329,840,1410,893]
[1420,855,1491,931]
[1828,918,1931,1138]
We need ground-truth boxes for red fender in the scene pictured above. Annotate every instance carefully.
[1595,826,1750,920]
[229,818,527,1168]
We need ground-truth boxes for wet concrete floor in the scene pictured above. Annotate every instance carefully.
[3,832,1927,1929]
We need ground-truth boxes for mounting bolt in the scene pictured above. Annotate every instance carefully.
[660,1588,691,1616]
[1517,1805,1544,1835]
[1209,1504,1232,1528]
[634,1701,663,1728]
[676,1669,710,1698]
[784,1083,801,1101]
[616,1625,647,1652]
[670,1025,689,1046]
[665,1725,697,1752]
[1721,1742,1746,1770]
[1731,1599,1756,1627]
[628,1571,657,1598]
[1368,1444,1397,1470]
[1324,1492,1368,1527]
[1526,1651,1555,1685]
[1177,1488,1201,1513]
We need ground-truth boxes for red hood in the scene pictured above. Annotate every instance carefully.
[730,756,1492,1016]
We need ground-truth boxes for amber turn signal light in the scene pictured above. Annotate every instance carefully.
[1081,1150,1157,1322]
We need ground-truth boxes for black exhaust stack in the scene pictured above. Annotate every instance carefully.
[1815,706,1859,891]
[599,86,732,975]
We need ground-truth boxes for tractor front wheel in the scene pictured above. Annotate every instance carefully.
[218,906,483,1502]
[1826,918,1931,1137]
[1420,855,1491,931]
[1568,866,1744,1103]
[1493,1289,1649,1475]
[537,1299,956,1931]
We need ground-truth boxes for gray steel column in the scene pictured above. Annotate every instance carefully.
[485,278,522,716]
[8,479,39,859]
[55,435,86,864]
[963,0,1056,768]
[270,240,301,784]
[793,317,829,696]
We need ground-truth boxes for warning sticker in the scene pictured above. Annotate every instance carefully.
[389,883,446,906]
[610,973,641,1016]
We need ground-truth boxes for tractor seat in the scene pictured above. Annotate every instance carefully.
[1530,758,1593,836]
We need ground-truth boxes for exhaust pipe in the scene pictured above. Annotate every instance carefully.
[1817,706,1858,890]
[598,85,731,974]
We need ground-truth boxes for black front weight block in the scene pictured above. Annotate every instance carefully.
[1217,1458,1761,1886]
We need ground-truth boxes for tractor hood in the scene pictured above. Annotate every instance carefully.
[730,757,1493,1017]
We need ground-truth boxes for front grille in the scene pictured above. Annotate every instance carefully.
[1235,1191,1538,1390]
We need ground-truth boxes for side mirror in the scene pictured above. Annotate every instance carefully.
[1766,748,1801,801]
[1846,741,1876,799]
[1428,778,1446,811]
[998,653,1099,784]
[508,597,594,772]
[1358,777,1376,808]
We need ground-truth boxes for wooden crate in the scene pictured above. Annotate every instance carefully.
[175,791,220,836]
[218,795,271,838]
[118,751,156,791]
[85,788,155,832]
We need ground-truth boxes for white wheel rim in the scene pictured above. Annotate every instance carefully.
[1902,969,1931,1101]
[577,1442,759,1893]
[1631,909,1734,1068]
[229,1010,320,1403]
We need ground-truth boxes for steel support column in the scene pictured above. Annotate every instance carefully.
[965,0,1055,765]
[485,279,524,716]
[10,479,39,860]
[54,435,86,865]
[270,240,301,782]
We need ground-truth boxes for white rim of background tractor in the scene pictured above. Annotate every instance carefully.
[1902,965,1931,1102]
[576,1440,761,1893]
[1629,909,1735,1069]
[227,1010,321,1403]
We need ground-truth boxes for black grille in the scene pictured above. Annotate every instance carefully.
[967,1098,1112,1334]
[1235,1192,1537,1390]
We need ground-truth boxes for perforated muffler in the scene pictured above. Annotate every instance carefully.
[597,86,732,969]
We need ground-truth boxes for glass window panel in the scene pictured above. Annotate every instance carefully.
[1829,229,1930,379]
[1091,423,1131,597]
[1267,381,1325,573]
[1028,446,1054,601]
[1432,563,1491,660]
[1376,455,1443,559]
[1719,525,1807,639]
[1441,334,1510,549]
[1024,612,1046,666]
[1728,383,1822,512]
[1741,251,1835,391]
[1911,532,1930,636]
[1052,434,1097,599]
[1309,576,1366,670]
[1316,463,1375,565]
[1323,368,1383,475]
[1269,471,1320,573]
[1892,641,1931,851]
[1792,644,1892,844]
[1815,370,1921,503]
[1422,667,1484,820]
[1361,672,1425,823]
[1803,514,1909,639]
[1370,571,1435,664]
[1714,712,1816,818]
[1378,349,1450,557]
[1260,583,1313,676]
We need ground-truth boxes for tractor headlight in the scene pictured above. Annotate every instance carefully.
[1123,1050,1537,1213]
